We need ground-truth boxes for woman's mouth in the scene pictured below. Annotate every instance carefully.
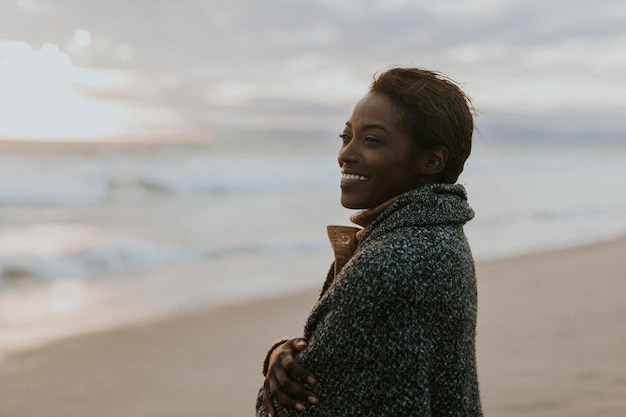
[341,171,369,187]
[342,173,368,181]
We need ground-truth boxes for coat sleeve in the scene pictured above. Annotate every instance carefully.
[262,240,439,417]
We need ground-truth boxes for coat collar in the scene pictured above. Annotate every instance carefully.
[326,197,398,278]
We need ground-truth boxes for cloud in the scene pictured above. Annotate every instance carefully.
[0,40,129,139]
[479,106,626,145]
[1,0,625,141]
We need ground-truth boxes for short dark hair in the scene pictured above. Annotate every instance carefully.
[369,67,475,184]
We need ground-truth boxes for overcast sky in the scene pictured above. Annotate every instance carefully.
[1,0,625,142]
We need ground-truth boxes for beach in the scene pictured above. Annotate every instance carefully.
[3,2,626,415]
[1,235,625,417]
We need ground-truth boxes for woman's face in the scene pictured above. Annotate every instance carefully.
[338,92,427,209]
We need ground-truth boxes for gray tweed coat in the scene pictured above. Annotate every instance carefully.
[257,184,482,416]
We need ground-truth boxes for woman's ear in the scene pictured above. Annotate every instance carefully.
[419,145,449,175]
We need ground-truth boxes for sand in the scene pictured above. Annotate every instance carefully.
[1,236,625,417]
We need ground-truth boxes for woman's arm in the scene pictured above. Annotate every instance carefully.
[277,242,436,416]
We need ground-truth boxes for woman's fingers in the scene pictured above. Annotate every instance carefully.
[262,338,319,411]
[263,371,316,414]
[262,380,276,417]
[282,353,317,386]
[269,387,308,412]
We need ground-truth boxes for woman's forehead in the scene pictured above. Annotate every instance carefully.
[347,92,402,129]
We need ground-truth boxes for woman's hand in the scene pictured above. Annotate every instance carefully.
[262,338,318,416]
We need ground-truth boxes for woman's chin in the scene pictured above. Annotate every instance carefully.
[340,197,357,209]
[340,195,368,210]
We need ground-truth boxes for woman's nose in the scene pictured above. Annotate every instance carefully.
[338,140,358,164]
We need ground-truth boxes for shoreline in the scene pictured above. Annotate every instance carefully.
[1,235,625,416]
[1,231,622,359]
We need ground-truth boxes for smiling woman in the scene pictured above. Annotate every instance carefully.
[0,40,131,140]
[257,67,481,417]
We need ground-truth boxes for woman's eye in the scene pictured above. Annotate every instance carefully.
[339,133,351,143]
[364,136,380,144]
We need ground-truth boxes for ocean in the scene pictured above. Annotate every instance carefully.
[1,137,625,359]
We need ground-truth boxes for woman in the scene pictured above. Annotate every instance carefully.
[256,67,482,416]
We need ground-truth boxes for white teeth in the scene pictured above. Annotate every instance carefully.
[342,173,368,181]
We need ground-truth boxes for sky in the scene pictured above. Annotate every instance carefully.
[1,0,625,143]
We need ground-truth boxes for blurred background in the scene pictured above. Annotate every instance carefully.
[1,0,625,358]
